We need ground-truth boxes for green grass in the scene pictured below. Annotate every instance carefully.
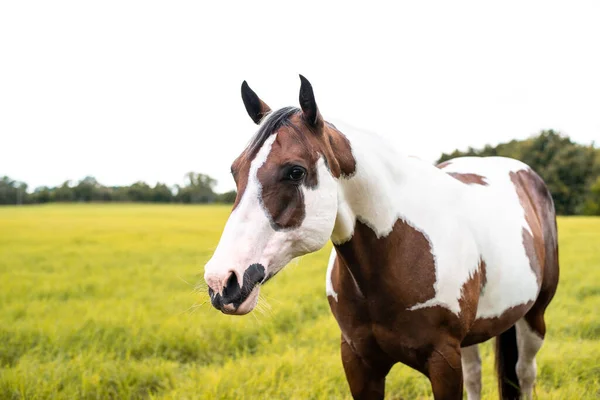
[0,204,598,399]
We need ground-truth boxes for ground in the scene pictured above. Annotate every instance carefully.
[0,204,598,399]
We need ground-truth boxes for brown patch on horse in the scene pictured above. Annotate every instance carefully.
[456,264,482,333]
[329,220,482,370]
[230,152,251,210]
[479,259,487,293]
[454,259,488,338]
[230,107,302,211]
[521,228,542,283]
[462,301,535,347]
[447,258,489,342]
[446,172,488,186]
[509,170,547,284]
[327,125,356,177]
[334,219,437,304]
[436,160,488,185]
[511,169,560,337]
[256,127,319,229]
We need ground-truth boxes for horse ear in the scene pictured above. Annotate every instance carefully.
[241,81,271,125]
[299,74,323,128]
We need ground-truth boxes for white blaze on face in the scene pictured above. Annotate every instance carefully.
[204,133,338,308]
[204,134,277,291]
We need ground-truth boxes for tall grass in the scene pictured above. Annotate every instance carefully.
[0,205,598,399]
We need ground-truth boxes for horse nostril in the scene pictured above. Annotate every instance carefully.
[222,272,241,302]
[208,287,224,310]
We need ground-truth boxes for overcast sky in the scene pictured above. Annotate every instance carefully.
[1,1,599,192]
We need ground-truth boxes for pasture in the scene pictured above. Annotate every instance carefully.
[0,204,598,399]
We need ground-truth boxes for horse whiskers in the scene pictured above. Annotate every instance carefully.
[258,292,282,305]
[253,305,267,319]
[193,280,208,289]
[255,293,273,317]
[175,275,210,296]
[258,298,272,311]
[285,256,303,271]
[178,300,208,316]
[194,286,208,295]
[192,285,210,300]
[178,275,198,289]
[188,302,207,313]
[193,281,209,295]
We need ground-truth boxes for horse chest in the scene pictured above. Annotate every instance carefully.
[327,253,470,363]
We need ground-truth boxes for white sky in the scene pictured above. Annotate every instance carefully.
[1,1,599,192]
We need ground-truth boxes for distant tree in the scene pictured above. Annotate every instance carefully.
[0,173,236,206]
[0,176,28,205]
[0,176,16,204]
[126,181,152,202]
[216,190,237,204]
[31,186,52,204]
[95,186,114,202]
[582,176,600,215]
[53,181,75,202]
[73,176,102,202]
[176,172,218,203]
[151,183,174,203]
[109,186,130,202]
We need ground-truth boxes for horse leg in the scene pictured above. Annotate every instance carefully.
[461,344,482,400]
[515,246,556,400]
[427,340,463,400]
[515,317,544,400]
[340,335,390,400]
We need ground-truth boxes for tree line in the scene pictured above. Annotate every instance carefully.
[0,172,237,205]
[2,130,599,215]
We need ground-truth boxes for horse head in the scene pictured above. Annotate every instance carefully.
[203,75,355,315]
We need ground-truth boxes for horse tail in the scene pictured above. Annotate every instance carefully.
[495,325,520,399]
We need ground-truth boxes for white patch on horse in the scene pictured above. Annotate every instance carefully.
[461,344,482,400]
[441,157,533,235]
[329,121,540,317]
[326,249,338,301]
[442,157,539,318]
[515,319,544,400]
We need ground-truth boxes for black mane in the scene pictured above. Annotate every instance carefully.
[247,106,300,155]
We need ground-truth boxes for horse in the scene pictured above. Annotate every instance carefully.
[203,75,559,400]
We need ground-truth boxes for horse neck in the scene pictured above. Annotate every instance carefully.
[330,122,463,252]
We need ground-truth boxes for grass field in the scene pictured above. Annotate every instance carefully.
[0,204,598,399]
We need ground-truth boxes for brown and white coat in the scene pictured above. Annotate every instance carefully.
[204,76,559,400]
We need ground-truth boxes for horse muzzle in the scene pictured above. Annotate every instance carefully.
[206,263,266,315]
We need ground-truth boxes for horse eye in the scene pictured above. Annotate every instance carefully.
[287,166,306,182]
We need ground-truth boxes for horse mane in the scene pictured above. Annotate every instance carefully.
[247,106,300,156]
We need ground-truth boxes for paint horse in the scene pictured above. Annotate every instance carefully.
[203,76,559,400]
